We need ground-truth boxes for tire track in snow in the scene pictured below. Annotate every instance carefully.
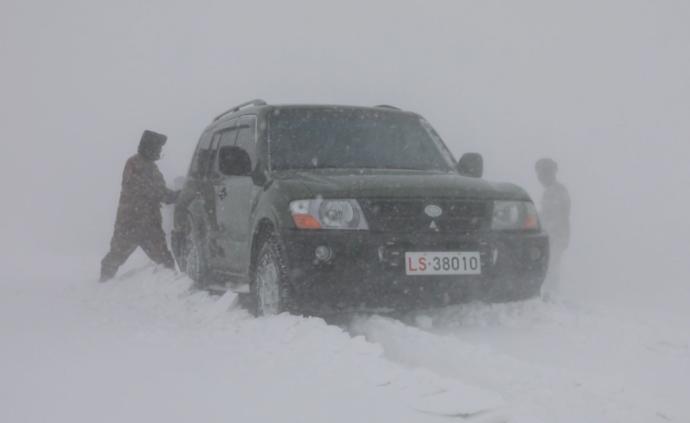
[348,309,678,423]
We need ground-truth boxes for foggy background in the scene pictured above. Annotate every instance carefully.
[1,0,688,312]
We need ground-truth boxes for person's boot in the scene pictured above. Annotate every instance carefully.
[99,264,116,283]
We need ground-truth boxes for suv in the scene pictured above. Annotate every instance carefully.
[172,100,548,315]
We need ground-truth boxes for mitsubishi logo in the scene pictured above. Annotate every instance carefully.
[429,220,440,232]
[424,204,443,218]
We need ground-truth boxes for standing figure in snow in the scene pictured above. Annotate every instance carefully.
[100,130,180,282]
[535,158,570,297]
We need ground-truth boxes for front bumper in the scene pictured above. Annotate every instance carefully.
[280,229,549,309]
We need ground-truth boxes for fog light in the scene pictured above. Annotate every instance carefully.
[529,247,542,261]
[315,246,333,262]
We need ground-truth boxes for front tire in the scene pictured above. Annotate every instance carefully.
[482,276,543,303]
[251,235,294,316]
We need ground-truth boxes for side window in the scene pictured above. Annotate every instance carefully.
[211,127,239,175]
[220,128,239,148]
[189,131,214,178]
[235,116,257,169]
[201,132,222,178]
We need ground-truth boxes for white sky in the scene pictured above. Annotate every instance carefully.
[1,0,689,306]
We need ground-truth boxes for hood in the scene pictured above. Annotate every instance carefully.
[271,169,530,201]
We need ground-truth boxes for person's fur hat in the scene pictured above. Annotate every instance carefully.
[138,130,167,160]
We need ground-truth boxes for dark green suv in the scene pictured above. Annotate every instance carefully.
[172,100,548,315]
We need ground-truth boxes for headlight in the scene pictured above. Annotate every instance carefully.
[289,199,369,230]
[491,201,539,230]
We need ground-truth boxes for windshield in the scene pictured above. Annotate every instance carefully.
[268,108,455,172]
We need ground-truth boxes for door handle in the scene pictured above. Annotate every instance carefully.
[218,186,228,200]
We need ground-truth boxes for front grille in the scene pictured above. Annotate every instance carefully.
[360,199,488,233]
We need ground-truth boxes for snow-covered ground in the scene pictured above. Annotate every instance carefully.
[1,253,688,423]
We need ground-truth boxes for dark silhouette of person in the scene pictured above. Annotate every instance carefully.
[100,130,179,282]
[535,158,570,297]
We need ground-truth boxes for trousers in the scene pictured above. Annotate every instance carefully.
[100,223,175,282]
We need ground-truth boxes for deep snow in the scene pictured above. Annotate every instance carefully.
[1,253,688,423]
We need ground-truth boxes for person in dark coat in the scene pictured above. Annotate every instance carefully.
[535,158,571,297]
[100,130,180,282]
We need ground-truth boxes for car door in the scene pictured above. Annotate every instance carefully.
[174,130,215,261]
[207,122,240,270]
[215,115,258,274]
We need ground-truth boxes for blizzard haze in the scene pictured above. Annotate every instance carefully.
[2,0,688,308]
[1,1,690,422]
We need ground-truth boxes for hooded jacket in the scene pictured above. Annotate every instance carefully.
[114,153,177,234]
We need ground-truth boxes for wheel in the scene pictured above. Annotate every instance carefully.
[251,234,295,316]
[525,278,544,299]
[507,278,543,302]
[184,219,210,288]
[483,276,543,303]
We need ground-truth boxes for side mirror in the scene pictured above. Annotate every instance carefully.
[456,153,483,178]
[251,160,269,186]
[218,146,252,176]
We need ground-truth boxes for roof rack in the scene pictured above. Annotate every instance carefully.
[213,99,267,121]
[374,104,401,110]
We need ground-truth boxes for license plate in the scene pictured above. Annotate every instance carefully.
[405,251,482,275]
